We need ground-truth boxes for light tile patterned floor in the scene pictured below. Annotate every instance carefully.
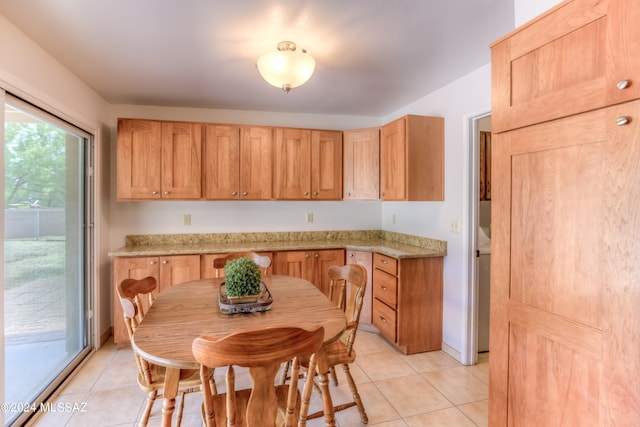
[29,331,489,427]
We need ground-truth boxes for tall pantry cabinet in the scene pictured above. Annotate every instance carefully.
[489,0,640,425]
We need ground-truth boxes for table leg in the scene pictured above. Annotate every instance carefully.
[162,367,180,427]
[315,348,336,427]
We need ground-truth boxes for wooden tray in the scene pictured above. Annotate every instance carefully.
[218,281,273,314]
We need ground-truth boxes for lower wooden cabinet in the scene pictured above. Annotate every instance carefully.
[273,249,345,300]
[371,253,443,354]
[112,255,200,347]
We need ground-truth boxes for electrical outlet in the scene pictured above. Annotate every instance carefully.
[306,212,314,223]
[392,213,397,224]
[450,220,460,233]
[183,214,191,226]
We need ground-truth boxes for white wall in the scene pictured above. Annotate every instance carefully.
[515,0,563,26]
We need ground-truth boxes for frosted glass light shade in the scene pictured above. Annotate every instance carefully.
[256,41,315,92]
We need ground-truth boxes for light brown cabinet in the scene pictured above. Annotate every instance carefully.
[112,254,201,346]
[343,128,380,200]
[490,0,640,424]
[117,119,202,200]
[273,128,343,200]
[380,115,444,201]
[202,124,273,200]
[371,253,442,354]
[492,0,640,134]
[273,249,345,300]
[346,250,373,326]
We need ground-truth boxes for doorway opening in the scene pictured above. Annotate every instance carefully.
[464,111,491,365]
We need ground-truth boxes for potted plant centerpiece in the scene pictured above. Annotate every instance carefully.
[223,257,262,303]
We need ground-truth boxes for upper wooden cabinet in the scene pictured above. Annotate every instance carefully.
[343,128,380,200]
[203,124,273,200]
[117,119,202,200]
[491,0,640,133]
[380,115,444,201]
[273,128,343,200]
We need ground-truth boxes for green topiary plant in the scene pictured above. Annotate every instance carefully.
[224,257,262,297]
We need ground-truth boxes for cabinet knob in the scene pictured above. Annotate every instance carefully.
[379,315,387,323]
[346,192,351,196]
[381,259,388,264]
[242,191,248,197]
[163,191,170,196]
[305,254,310,259]
[381,286,388,292]
[231,191,237,196]
[151,191,158,195]
[313,191,318,196]
[162,260,169,265]
[616,116,631,126]
[349,253,354,257]
[149,261,156,265]
[617,79,631,90]
[314,253,319,258]
[303,191,309,196]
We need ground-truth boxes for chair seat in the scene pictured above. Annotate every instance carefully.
[203,384,298,426]
[324,340,356,366]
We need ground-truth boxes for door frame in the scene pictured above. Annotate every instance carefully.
[463,110,491,365]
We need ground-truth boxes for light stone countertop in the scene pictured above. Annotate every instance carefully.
[108,230,447,259]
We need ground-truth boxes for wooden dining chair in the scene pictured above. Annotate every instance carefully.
[306,264,369,424]
[192,325,324,427]
[117,277,203,427]
[212,251,272,277]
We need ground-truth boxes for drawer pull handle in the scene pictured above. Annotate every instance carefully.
[379,316,387,323]
[381,286,388,291]
[617,79,631,90]
[617,116,631,126]
[381,259,388,264]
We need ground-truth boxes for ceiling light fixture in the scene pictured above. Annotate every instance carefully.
[256,41,315,93]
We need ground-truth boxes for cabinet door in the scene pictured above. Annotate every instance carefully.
[311,130,343,200]
[380,117,406,200]
[273,128,311,199]
[346,250,373,325]
[161,121,202,199]
[113,256,160,346]
[240,126,273,200]
[203,124,240,199]
[273,250,313,281]
[312,249,345,300]
[117,119,162,200]
[158,255,201,292]
[490,101,640,425]
[492,0,640,133]
[343,128,379,200]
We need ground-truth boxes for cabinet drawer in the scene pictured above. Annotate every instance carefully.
[373,268,397,308]
[374,253,397,275]
[373,298,396,342]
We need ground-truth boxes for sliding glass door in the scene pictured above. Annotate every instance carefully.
[3,93,93,426]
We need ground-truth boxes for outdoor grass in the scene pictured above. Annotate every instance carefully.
[4,237,65,290]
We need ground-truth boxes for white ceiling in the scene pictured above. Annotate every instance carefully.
[0,0,514,117]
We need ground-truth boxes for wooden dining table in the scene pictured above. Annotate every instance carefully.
[131,274,347,427]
